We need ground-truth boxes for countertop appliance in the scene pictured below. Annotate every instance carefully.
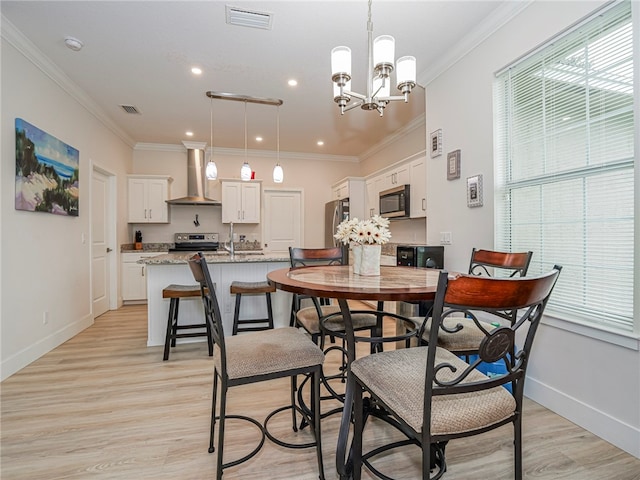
[325,198,350,263]
[169,232,219,252]
[379,184,410,219]
[396,245,444,269]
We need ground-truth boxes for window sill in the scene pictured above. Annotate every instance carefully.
[541,311,640,351]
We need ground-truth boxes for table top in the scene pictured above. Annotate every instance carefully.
[267,265,443,302]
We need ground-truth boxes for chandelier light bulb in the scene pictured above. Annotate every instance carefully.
[396,55,417,91]
[331,46,352,78]
[373,35,395,69]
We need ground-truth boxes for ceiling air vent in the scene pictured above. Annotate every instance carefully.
[120,104,141,115]
[225,5,273,30]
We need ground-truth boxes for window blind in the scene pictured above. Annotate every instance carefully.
[494,1,634,331]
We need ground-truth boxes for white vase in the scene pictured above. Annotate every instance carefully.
[352,244,362,275]
[353,244,381,276]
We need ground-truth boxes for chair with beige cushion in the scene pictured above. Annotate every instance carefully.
[419,248,534,357]
[348,266,561,480]
[188,252,325,480]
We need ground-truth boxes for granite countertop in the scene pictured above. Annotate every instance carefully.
[140,252,290,265]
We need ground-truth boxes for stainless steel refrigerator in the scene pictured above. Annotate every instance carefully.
[325,199,350,262]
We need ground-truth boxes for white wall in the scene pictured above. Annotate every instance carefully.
[425,0,639,457]
[1,32,133,380]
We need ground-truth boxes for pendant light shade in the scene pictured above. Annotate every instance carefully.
[272,106,283,183]
[241,101,251,181]
[206,97,218,180]
[273,164,283,183]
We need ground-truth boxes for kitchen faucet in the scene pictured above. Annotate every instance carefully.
[222,222,234,258]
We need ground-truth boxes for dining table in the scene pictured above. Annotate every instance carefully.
[267,264,442,479]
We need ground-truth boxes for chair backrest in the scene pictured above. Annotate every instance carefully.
[289,246,344,268]
[188,252,227,372]
[468,248,533,278]
[423,266,561,429]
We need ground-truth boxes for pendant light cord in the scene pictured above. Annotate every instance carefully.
[277,105,280,164]
[244,101,248,161]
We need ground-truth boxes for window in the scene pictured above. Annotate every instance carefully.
[494,1,634,332]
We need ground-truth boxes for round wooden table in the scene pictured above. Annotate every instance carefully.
[267,264,443,479]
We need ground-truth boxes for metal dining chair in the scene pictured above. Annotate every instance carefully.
[347,266,561,480]
[188,252,326,480]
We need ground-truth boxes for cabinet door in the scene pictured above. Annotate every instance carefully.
[128,178,148,223]
[366,179,379,217]
[240,183,261,223]
[146,179,169,223]
[410,158,426,218]
[221,182,242,223]
[395,164,410,186]
[122,262,147,300]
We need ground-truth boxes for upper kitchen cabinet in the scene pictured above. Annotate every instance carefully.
[127,175,172,223]
[380,163,410,192]
[409,157,426,218]
[221,181,261,223]
[331,177,366,220]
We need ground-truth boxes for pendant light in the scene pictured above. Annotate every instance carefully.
[205,97,218,180]
[272,105,283,183]
[240,101,252,181]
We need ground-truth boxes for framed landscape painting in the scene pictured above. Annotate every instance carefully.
[15,118,79,216]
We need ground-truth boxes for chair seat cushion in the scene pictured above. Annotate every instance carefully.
[350,346,516,435]
[418,316,494,353]
[296,306,377,334]
[216,327,324,380]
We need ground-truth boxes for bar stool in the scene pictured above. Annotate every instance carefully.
[162,284,213,361]
[230,280,276,335]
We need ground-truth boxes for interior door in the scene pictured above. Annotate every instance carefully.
[263,189,302,252]
[92,169,110,317]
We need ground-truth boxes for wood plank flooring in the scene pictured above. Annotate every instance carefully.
[1,305,639,479]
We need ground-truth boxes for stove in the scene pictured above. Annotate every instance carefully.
[169,232,219,252]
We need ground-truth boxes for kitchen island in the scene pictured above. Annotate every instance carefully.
[140,252,290,347]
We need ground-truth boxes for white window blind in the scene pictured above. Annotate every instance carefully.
[494,1,634,331]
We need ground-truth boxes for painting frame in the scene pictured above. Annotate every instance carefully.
[447,149,461,180]
[430,129,442,158]
[15,118,79,216]
[467,174,483,208]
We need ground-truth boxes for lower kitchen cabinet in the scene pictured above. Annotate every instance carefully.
[122,252,158,302]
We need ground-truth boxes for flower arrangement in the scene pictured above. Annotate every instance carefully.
[334,215,392,246]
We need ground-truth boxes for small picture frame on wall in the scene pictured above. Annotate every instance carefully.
[430,129,442,158]
[447,149,461,180]
[467,174,483,208]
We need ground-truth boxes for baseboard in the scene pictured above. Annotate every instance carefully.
[525,376,640,459]
[0,313,94,381]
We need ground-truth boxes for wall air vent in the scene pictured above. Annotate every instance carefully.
[225,5,273,30]
[120,105,141,114]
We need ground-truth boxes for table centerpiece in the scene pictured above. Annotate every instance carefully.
[334,215,391,276]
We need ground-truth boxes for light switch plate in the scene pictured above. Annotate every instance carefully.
[440,232,452,245]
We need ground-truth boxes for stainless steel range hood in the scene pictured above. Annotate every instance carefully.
[166,142,221,206]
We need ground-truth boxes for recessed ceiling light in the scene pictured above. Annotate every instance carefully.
[255,136,263,142]
[186,131,194,137]
[64,36,83,51]
[191,67,202,75]
[317,140,324,146]
[288,79,298,87]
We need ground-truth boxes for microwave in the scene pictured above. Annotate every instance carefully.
[379,185,410,218]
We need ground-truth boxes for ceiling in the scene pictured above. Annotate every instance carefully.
[1,1,516,158]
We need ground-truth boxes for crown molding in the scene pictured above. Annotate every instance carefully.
[359,113,426,161]
[134,142,360,163]
[417,1,534,86]
[1,14,136,148]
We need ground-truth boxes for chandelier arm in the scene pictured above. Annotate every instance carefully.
[345,90,367,102]
[343,100,365,113]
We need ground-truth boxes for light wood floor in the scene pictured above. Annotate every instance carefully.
[2,304,639,480]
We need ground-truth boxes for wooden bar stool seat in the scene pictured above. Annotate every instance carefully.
[162,284,213,361]
[230,280,276,335]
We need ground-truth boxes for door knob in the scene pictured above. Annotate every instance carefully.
[106,247,113,253]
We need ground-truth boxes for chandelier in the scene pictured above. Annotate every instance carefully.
[331,0,416,116]
[205,91,284,182]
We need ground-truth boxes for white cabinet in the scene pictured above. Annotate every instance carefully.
[127,175,171,223]
[121,252,158,302]
[409,157,426,218]
[332,181,349,200]
[221,181,261,223]
[380,163,410,192]
[331,177,365,220]
[365,177,383,218]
